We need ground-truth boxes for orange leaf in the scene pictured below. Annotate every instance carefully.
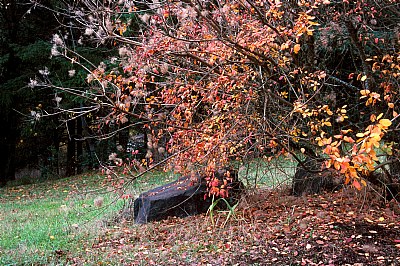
[343,136,355,143]
[293,44,301,54]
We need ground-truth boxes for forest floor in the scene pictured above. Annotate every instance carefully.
[1,173,399,265]
[84,188,400,266]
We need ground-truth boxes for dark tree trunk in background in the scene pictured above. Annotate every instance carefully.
[52,124,60,175]
[76,117,83,174]
[81,115,96,169]
[0,114,17,186]
[292,157,343,196]
[389,159,400,182]
[119,127,129,152]
[388,142,400,182]
[66,119,76,176]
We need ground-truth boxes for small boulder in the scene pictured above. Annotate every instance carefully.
[132,169,243,224]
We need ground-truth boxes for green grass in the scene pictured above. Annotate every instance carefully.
[0,171,172,265]
[0,159,296,265]
[238,156,298,189]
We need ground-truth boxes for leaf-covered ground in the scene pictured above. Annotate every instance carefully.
[61,188,400,266]
[1,173,399,265]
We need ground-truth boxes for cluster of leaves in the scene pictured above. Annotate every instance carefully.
[49,0,399,196]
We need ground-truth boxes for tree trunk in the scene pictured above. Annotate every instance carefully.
[0,114,17,186]
[51,115,60,175]
[119,127,129,152]
[76,116,83,174]
[292,157,343,196]
[388,153,400,182]
[81,114,97,169]
[66,119,76,176]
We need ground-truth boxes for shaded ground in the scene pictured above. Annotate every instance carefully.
[61,187,400,265]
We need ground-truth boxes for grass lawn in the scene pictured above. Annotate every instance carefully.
[0,171,174,265]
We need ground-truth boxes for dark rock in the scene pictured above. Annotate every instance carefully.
[133,175,209,224]
[292,157,343,196]
[132,169,243,224]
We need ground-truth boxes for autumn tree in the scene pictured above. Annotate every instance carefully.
[43,0,399,197]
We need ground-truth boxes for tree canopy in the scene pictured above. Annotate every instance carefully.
[32,0,399,196]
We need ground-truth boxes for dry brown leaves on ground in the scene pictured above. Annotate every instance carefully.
[66,187,400,266]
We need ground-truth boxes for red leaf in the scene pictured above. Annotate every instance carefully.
[353,180,361,190]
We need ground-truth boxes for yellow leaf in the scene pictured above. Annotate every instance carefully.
[361,179,367,187]
[294,44,301,54]
[379,119,392,127]
[356,132,365,138]
[377,113,384,120]
[360,75,367,81]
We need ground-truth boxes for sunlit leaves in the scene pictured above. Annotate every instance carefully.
[319,113,393,190]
